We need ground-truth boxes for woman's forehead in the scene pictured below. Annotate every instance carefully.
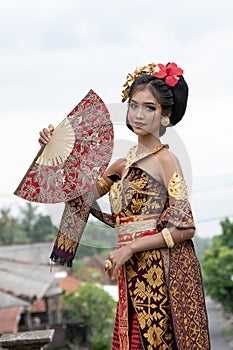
[131,88,159,104]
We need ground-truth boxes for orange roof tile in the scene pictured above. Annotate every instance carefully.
[59,276,84,294]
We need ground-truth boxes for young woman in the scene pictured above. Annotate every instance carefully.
[39,61,210,349]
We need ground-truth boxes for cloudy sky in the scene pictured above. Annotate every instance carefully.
[0,0,233,238]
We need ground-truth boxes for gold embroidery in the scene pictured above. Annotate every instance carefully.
[130,173,148,190]
[58,192,94,244]
[158,202,195,228]
[125,144,166,168]
[113,166,201,349]
[109,180,123,214]
[56,231,78,254]
[109,167,167,217]
[131,197,146,213]
[126,250,175,349]
[168,171,188,200]
[115,218,157,235]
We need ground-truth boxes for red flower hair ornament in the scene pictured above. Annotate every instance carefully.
[155,62,183,87]
[121,61,184,102]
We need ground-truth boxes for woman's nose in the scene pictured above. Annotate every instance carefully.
[135,106,143,118]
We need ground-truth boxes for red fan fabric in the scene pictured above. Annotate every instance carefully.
[14,90,114,203]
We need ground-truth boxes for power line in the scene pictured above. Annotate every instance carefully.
[192,183,233,193]
[196,214,233,224]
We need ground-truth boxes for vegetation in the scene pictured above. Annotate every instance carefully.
[62,282,116,350]
[0,202,116,282]
[193,235,212,266]
[0,203,57,244]
[74,220,116,263]
[0,202,116,248]
[203,218,233,312]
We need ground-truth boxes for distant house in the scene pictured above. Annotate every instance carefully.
[0,242,115,348]
[0,256,64,334]
[0,243,81,336]
[59,275,84,294]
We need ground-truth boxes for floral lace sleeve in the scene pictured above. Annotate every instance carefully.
[157,171,195,231]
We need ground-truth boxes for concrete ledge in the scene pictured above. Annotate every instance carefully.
[0,329,55,350]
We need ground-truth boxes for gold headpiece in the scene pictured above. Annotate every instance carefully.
[121,61,184,102]
[122,62,159,102]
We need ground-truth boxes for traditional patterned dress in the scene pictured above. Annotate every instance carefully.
[50,148,210,350]
[109,166,210,350]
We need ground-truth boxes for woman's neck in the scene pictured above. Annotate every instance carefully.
[137,134,161,152]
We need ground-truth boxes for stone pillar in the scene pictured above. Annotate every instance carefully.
[0,329,54,350]
[25,307,33,331]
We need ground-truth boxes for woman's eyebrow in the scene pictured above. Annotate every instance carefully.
[130,99,156,106]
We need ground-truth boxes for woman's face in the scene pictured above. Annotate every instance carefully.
[127,88,162,137]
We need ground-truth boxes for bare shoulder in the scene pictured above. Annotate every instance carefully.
[156,147,183,186]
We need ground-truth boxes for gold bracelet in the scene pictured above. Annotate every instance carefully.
[97,177,110,195]
[161,228,175,249]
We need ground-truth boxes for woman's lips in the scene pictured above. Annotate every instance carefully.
[132,122,146,128]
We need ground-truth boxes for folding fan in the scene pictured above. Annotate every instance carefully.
[14,90,114,203]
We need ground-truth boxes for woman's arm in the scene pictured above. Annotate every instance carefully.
[107,227,194,279]
[95,158,126,197]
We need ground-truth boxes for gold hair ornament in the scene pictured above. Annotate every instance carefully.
[122,63,160,102]
[161,228,175,248]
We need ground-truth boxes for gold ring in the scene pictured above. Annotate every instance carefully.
[104,259,112,271]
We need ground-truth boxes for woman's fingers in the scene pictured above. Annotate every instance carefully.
[48,124,54,132]
[38,124,54,145]
[106,245,133,280]
[106,254,119,280]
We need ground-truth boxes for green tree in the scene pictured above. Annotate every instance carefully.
[79,220,116,253]
[71,220,116,273]
[0,208,16,244]
[74,266,103,283]
[63,283,116,349]
[203,218,233,311]
[0,203,58,244]
[214,217,233,249]
[19,202,40,241]
[33,215,57,241]
[193,235,212,266]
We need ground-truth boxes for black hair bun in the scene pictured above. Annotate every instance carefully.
[169,76,189,126]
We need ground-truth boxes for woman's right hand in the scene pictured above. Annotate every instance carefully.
[38,124,54,145]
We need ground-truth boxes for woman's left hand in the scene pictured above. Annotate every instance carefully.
[107,245,133,280]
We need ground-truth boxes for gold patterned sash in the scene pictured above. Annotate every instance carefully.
[116,214,160,349]
[116,218,157,235]
[115,214,159,241]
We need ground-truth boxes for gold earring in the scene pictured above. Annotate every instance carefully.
[161,116,170,127]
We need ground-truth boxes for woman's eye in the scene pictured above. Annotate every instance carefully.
[146,105,156,112]
[128,103,156,113]
[130,103,138,110]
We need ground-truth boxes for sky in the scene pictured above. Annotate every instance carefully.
[0,0,233,238]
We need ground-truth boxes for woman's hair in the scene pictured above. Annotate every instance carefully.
[126,74,189,136]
